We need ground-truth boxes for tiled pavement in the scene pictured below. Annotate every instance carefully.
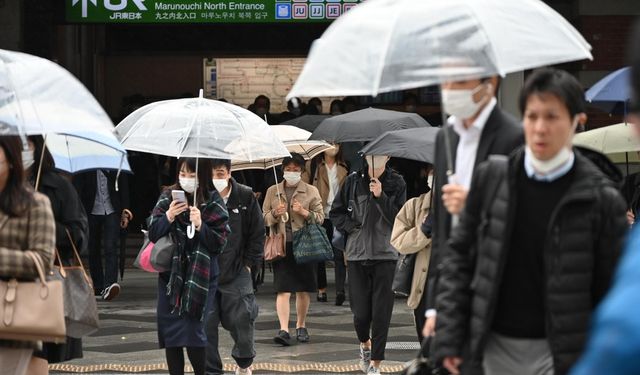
[51,268,420,374]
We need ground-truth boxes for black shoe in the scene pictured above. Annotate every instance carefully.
[335,292,346,306]
[317,292,328,302]
[102,283,121,301]
[296,327,310,343]
[274,330,292,346]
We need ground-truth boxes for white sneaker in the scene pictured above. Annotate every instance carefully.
[359,344,371,373]
[235,367,252,375]
[367,366,381,375]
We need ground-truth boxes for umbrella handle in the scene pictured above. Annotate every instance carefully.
[187,224,196,239]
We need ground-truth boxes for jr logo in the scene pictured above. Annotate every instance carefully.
[72,0,147,18]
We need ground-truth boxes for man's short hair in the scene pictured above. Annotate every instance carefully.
[211,158,231,171]
[519,68,585,117]
[282,152,306,171]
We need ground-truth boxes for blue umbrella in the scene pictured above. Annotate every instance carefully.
[45,131,131,174]
[586,67,631,114]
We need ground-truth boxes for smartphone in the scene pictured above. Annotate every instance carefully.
[171,190,187,204]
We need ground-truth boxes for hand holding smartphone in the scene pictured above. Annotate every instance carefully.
[171,190,187,204]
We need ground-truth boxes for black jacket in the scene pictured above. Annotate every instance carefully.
[38,170,89,258]
[73,170,130,215]
[427,107,523,309]
[433,148,628,374]
[330,167,406,261]
[217,179,265,285]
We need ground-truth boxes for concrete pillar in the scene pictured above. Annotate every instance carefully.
[0,0,23,50]
[498,71,525,119]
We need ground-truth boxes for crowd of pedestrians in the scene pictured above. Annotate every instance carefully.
[4,17,640,375]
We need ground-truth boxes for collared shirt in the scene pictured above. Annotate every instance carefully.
[222,185,232,205]
[524,151,575,182]
[325,163,340,216]
[92,170,115,216]
[449,97,497,190]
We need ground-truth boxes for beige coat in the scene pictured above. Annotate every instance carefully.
[390,192,432,309]
[302,160,349,207]
[262,181,325,237]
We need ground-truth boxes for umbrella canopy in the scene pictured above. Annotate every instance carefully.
[310,108,430,143]
[115,94,290,161]
[232,125,333,170]
[287,0,592,99]
[283,115,332,132]
[360,127,440,163]
[0,49,116,137]
[586,67,631,114]
[573,123,640,154]
[45,132,131,174]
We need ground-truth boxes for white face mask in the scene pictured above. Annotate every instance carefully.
[179,177,197,194]
[283,171,302,185]
[526,117,578,175]
[22,149,34,170]
[212,178,228,193]
[442,83,491,119]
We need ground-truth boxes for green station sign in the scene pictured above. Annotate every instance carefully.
[66,0,364,23]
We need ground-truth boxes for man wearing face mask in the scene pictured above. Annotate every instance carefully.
[330,153,406,375]
[423,74,524,345]
[205,159,264,375]
[252,94,278,124]
[73,168,131,301]
[433,68,627,375]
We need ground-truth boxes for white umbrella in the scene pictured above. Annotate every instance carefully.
[573,123,640,154]
[115,91,290,238]
[287,0,592,99]
[115,92,290,161]
[232,125,333,171]
[0,49,116,137]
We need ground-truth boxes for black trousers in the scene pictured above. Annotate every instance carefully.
[317,220,346,294]
[348,260,396,361]
[413,278,428,343]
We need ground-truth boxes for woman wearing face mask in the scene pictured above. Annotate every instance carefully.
[0,136,56,375]
[433,68,629,375]
[330,153,407,375]
[23,137,88,374]
[303,144,349,305]
[263,153,324,346]
[148,158,230,375]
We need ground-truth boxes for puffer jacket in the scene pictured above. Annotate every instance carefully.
[433,147,628,374]
[330,168,406,261]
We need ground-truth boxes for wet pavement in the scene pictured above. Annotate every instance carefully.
[50,267,419,374]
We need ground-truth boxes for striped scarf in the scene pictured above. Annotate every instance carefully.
[151,190,229,320]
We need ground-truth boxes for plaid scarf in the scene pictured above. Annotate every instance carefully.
[150,190,229,320]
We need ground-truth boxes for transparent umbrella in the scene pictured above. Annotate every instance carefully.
[115,91,290,238]
[287,0,592,99]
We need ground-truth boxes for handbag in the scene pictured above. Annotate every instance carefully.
[292,219,334,264]
[393,253,417,297]
[134,230,176,273]
[264,225,286,262]
[401,336,448,375]
[52,229,99,338]
[0,251,66,343]
[332,227,346,251]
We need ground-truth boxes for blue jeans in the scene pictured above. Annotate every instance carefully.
[88,213,120,291]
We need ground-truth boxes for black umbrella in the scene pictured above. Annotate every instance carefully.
[310,108,430,143]
[282,114,332,132]
[360,127,439,163]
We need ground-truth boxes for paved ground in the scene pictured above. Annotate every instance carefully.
[50,268,420,374]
